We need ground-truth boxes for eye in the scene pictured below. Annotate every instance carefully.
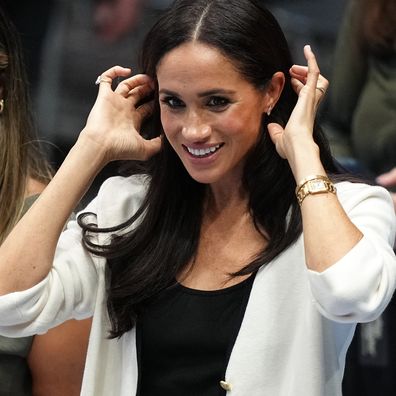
[206,96,230,110]
[160,96,185,109]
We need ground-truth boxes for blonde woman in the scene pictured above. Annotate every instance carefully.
[0,7,91,396]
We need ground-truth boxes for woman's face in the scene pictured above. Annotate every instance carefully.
[157,42,269,187]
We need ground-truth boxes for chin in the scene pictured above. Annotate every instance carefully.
[185,169,221,185]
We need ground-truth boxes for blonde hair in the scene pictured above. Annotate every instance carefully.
[0,9,52,243]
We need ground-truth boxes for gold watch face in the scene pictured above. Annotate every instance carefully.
[306,179,328,193]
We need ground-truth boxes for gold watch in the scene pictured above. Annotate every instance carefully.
[295,175,336,205]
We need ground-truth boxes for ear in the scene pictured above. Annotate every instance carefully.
[263,71,285,115]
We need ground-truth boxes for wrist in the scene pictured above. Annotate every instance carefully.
[287,140,325,182]
[295,175,336,205]
[76,129,110,169]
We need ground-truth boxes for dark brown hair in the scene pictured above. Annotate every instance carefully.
[79,0,340,338]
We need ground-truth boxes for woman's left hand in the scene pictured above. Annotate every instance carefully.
[267,45,328,163]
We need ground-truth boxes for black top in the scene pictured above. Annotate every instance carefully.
[136,273,256,396]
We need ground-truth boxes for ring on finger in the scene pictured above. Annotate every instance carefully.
[95,75,112,85]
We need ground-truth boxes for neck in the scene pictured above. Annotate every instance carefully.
[206,179,249,215]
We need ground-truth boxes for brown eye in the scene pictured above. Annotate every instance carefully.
[160,96,185,109]
[207,96,230,108]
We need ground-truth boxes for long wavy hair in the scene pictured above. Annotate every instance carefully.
[79,0,339,338]
[0,7,52,243]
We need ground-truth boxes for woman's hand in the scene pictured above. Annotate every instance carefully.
[267,45,328,167]
[81,65,162,164]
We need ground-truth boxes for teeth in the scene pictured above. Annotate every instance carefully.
[187,144,221,157]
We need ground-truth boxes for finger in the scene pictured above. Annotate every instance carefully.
[115,74,153,97]
[267,122,284,139]
[303,45,330,109]
[290,77,304,95]
[289,65,308,82]
[304,45,321,93]
[267,122,287,159]
[136,101,154,121]
[138,136,163,160]
[96,66,132,93]
[316,74,329,95]
[126,82,154,107]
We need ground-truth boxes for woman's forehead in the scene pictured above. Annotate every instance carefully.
[156,42,241,85]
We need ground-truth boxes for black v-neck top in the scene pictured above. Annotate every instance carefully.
[136,273,256,396]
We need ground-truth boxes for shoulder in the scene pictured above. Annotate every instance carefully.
[22,194,41,217]
[335,180,395,244]
[335,180,393,209]
[25,177,46,197]
[97,174,149,199]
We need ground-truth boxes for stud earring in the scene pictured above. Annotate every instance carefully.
[0,99,4,114]
[266,105,272,116]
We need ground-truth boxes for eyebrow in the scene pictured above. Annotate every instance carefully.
[158,88,236,97]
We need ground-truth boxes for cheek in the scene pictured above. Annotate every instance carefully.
[160,111,175,139]
[160,111,184,155]
[221,110,263,142]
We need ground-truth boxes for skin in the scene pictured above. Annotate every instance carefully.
[25,178,46,197]
[28,318,91,396]
[23,179,92,396]
[157,42,282,190]
[0,73,90,394]
[157,42,285,288]
[376,167,396,210]
[0,44,362,295]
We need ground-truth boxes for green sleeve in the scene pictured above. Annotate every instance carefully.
[323,0,368,158]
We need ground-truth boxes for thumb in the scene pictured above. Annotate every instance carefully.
[267,122,284,143]
[141,136,163,160]
[267,122,284,144]
[267,122,286,159]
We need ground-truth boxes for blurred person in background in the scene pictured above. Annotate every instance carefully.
[323,0,396,186]
[377,168,396,208]
[0,7,91,396]
[322,1,396,395]
[0,0,54,97]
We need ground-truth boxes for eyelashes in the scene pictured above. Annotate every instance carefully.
[160,96,184,109]
[160,95,231,111]
[206,96,230,107]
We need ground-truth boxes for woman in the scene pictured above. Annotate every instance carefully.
[323,0,396,181]
[0,1,395,395]
[0,8,90,396]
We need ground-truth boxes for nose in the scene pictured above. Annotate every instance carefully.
[182,111,211,142]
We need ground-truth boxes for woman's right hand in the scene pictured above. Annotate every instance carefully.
[81,65,162,164]
[0,67,163,295]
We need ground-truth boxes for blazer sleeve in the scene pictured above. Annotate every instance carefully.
[308,182,396,323]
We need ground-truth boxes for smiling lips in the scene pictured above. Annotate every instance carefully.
[184,143,223,158]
